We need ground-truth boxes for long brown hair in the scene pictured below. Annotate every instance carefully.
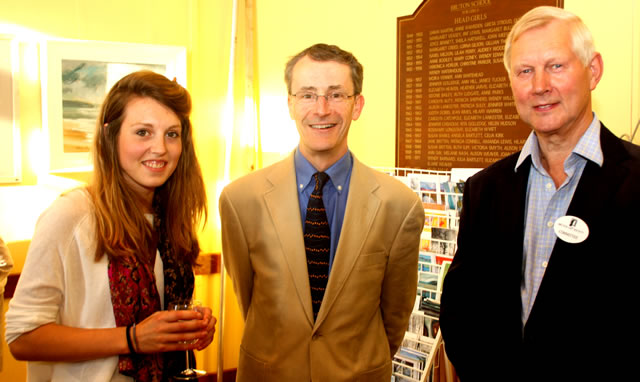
[89,70,207,265]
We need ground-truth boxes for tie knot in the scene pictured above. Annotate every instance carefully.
[313,172,330,193]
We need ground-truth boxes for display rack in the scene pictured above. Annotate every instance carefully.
[379,167,463,382]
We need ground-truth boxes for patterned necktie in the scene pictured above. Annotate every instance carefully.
[304,172,331,320]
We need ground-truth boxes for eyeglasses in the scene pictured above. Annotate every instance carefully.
[291,91,356,105]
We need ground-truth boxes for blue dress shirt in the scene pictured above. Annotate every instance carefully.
[515,113,603,325]
[295,148,353,274]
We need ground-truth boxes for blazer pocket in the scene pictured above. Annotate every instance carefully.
[355,251,387,269]
[356,359,392,381]
[238,346,269,381]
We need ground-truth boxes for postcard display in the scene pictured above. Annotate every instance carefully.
[396,0,561,171]
[380,167,463,382]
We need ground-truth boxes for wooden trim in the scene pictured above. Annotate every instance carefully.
[199,369,237,382]
[195,252,221,275]
[4,273,18,299]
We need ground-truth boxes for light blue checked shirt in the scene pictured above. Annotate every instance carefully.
[516,113,603,326]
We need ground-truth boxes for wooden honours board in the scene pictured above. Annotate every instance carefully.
[396,0,562,170]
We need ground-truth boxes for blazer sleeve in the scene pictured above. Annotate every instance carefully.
[380,196,425,356]
[438,177,480,376]
[219,188,254,320]
[439,169,524,379]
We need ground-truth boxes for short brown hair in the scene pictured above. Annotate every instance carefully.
[284,43,364,95]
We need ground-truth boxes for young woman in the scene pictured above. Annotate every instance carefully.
[6,70,215,381]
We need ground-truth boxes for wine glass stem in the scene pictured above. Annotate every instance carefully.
[185,350,191,370]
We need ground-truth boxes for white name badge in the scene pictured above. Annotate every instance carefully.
[553,215,589,244]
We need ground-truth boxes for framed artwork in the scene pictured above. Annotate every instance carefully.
[0,37,21,183]
[41,39,187,172]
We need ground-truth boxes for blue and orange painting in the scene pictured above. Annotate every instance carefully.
[61,60,165,153]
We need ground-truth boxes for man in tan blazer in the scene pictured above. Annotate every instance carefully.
[220,43,425,382]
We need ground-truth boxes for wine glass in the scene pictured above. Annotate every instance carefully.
[168,299,206,380]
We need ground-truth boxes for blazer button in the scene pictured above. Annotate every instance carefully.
[312,333,321,340]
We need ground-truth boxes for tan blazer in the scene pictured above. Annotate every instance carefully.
[220,153,425,382]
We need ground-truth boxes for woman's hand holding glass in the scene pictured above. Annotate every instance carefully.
[168,300,212,380]
[130,302,216,354]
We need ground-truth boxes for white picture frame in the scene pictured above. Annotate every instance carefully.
[0,37,21,183]
[41,39,187,172]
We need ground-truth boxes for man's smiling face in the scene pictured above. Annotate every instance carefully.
[287,55,364,167]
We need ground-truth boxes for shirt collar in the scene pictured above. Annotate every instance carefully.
[294,148,352,194]
[515,113,603,172]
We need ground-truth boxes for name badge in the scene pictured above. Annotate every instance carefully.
[553,215,589,244]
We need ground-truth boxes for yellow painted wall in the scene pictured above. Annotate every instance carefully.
[566,0,640,144]
[1,0,639,380]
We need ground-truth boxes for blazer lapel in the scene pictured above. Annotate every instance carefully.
[564,124,629,222]
[314,158,380,328]
[263,153,315,325]
[512,158,531,266]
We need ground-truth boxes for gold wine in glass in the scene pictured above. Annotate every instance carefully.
[168,300,206,380]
